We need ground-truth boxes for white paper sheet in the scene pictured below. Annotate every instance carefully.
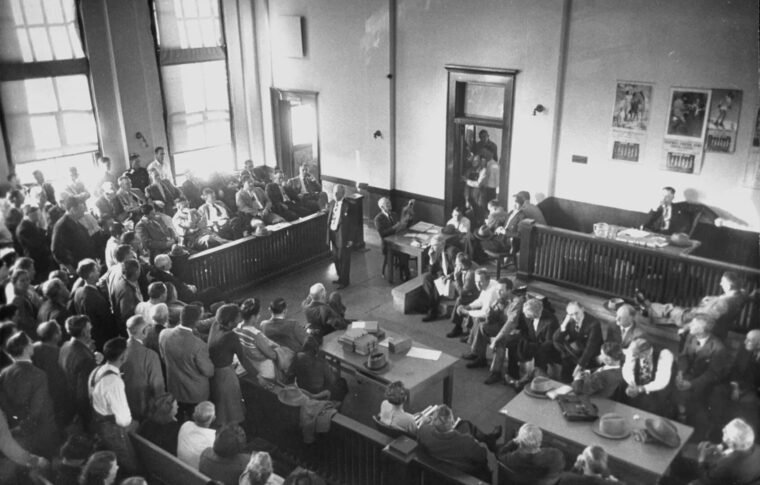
[406,347,441,361]
[546,385,573,400]
[351,321,366,329]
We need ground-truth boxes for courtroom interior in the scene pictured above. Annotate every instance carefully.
[0,0,759,484]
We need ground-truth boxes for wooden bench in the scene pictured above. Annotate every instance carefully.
[129,432,220,485]
[392,275,426,314]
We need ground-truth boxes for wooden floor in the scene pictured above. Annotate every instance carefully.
[233,223,516,435]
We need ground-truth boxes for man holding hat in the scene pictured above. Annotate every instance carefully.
[159,304,215,422]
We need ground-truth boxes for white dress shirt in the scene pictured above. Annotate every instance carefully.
[147,159,173,181]
[446,216,471,234]
[89,363,132,427]
[467,279,500,319]
[622,348,674,393]
[177,421,216,469]
[330,200,343,231]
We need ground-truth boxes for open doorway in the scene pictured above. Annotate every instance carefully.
[270,88,320,179]
[444,66,517,224]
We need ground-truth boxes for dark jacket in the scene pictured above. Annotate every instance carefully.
[678,334,730,396]
[417,424,489,479]
[70,285,118,349]
[643,201,715,236]
[553,313,603,369]
[51,214,95,268]
[59,339,96,418]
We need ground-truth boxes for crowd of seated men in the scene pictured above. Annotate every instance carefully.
[0,239,344,484]
[0,151,328,274]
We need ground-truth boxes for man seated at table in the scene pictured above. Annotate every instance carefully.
[622,337,675,417]
[571,342,625,399]
[497,423,565,484]
[607,304,646,349]
[442,206,471,260]
[374,197,412,281]
[462,277,525,385]
[420,235,454,322]
[636,271,747,341]
[553,301,603,382]
[417,404,499,482]
[692,418,760,485]
[675,315,731,440]
[509,297,560,390]
[445,253,479,338]
[642,186,716,236]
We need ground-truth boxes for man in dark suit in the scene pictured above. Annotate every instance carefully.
[126,153,150,192]
[571,342,625,399]
[260,297,309,352]
[642,186,716,235]
[694,418,760,485]
[70,259,119,350]
[50,196,96,272]
[606,304,646,349]
[510,298,560,387]
[419,234,453,322]
[59,315,102,425]
[289,163,328,213]
[122,315,165,421]
[135,204,177,259]
[374,197,411,281]
[327,184,357,289]
[0,331,61,457]
[158,304,215,421]
[676,314,731,440]
[712,329,760,435]
[108,259,143,334]
[266,169,304,221]
[94,181,123,222]
[32,321,71,427]
[16,206,53,279]
[622,338,675,417]
[553,301,603,382]
[145,168,182,215]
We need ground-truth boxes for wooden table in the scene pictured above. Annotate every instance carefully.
[383,222,454,283]
[595,227,701,256]
[499,388,693,485]
[321,327,458,407]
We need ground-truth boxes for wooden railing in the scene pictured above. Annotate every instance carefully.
[184,212,331,293]
[517,220,760,331]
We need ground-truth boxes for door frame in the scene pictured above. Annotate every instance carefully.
[270,88,321,179]
[444,65,518,216]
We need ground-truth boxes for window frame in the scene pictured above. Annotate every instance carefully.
[149,0,236,176]
[0,0,101,174]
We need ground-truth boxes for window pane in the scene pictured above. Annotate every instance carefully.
[10,0,25,25]
[62,112,97,144]
[67,23,84,58]
[463,83,505,119]
[155,0,222,48]
[14,152,95,187]
[173,144,233,177]
[49,25,73,59]
[15,28,34,62]
[25,78,58,113]
[28,26,54,61]
[23,0,45,24]
[43,0,65,23]
[56,75,92,110]
[181,0,197,18]
[200,18,216,47]
[30,115,61,149]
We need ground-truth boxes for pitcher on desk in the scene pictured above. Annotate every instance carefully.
[642,186,716,236]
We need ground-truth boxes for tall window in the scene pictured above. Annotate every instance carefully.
[153,0,233,177]
[0,0,99,183]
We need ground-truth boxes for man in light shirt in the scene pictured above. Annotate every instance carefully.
[456,269,500,350]
[622,337,674,416]
[177,401,216,469]
[147,146,173,182]
[88,337,140,473]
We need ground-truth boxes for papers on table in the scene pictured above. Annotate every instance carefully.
[351,321,378,330]
[406,347,441,361]
[617,228,650,238]
[545,385,573,400]
[410,221,435,232]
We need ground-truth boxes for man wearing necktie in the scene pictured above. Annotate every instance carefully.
[236,178,285,231]
[266,169,304,221]
[373,197,411,281]
[552,301,603,382]
[642,186,715,235]
[327,185,357,289]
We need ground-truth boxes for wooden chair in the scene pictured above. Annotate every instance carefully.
[483,248,516,280]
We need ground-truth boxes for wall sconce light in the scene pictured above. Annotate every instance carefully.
[373,130,383,140]
[532,104,545,116]
[135,132,149,148]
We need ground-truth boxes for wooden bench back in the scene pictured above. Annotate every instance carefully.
[129,432,219,485]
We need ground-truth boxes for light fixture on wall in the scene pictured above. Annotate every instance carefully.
[135,132,149,148]
[373,130,383,140]
[532,104,545,116]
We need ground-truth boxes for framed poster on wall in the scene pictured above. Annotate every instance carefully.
[610,81,653,162]
[705,89,742,153]
[662,88,711,174]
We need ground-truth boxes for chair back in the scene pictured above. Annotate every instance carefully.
[372,414,408,439]
[497,461,560,485]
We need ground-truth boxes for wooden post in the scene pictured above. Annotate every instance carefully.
[517,218,536,280]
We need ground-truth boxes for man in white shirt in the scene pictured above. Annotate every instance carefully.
[622,337,674,416]
[177,401,216,469]
[146,146,173,182]
[455,269,500,344]
[88,337,139,473]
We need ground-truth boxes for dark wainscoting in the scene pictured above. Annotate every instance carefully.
[537,197,759,268]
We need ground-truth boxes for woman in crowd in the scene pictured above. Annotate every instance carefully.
[38,277,71,328]
[234,298,280,383]
[288,336,347,402]
[378,381,417,436]
[199,424,251,485]
[208,304,259,424]
[558,445,622,484]
[239,451,284,485]
[79,450,119,485]
[138,393,181,455]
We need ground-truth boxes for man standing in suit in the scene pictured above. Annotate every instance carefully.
[32,321,71,427]
[59,315,103,425]
[676,314,731,440]
[16,206,53,278]
[327,184,356,289]
[607,304,646,349]
[0,331,61,458]
[122,315,165,422]
[553,301,603,382]
[159,304,215,422]
[374,197,411,281]
[50,196,95,272]
[70,259,119,349]
[109,259,143,334]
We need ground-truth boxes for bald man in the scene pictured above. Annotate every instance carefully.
[374,197,411,281]
[607,304,646,349]
[328,185,358,289]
